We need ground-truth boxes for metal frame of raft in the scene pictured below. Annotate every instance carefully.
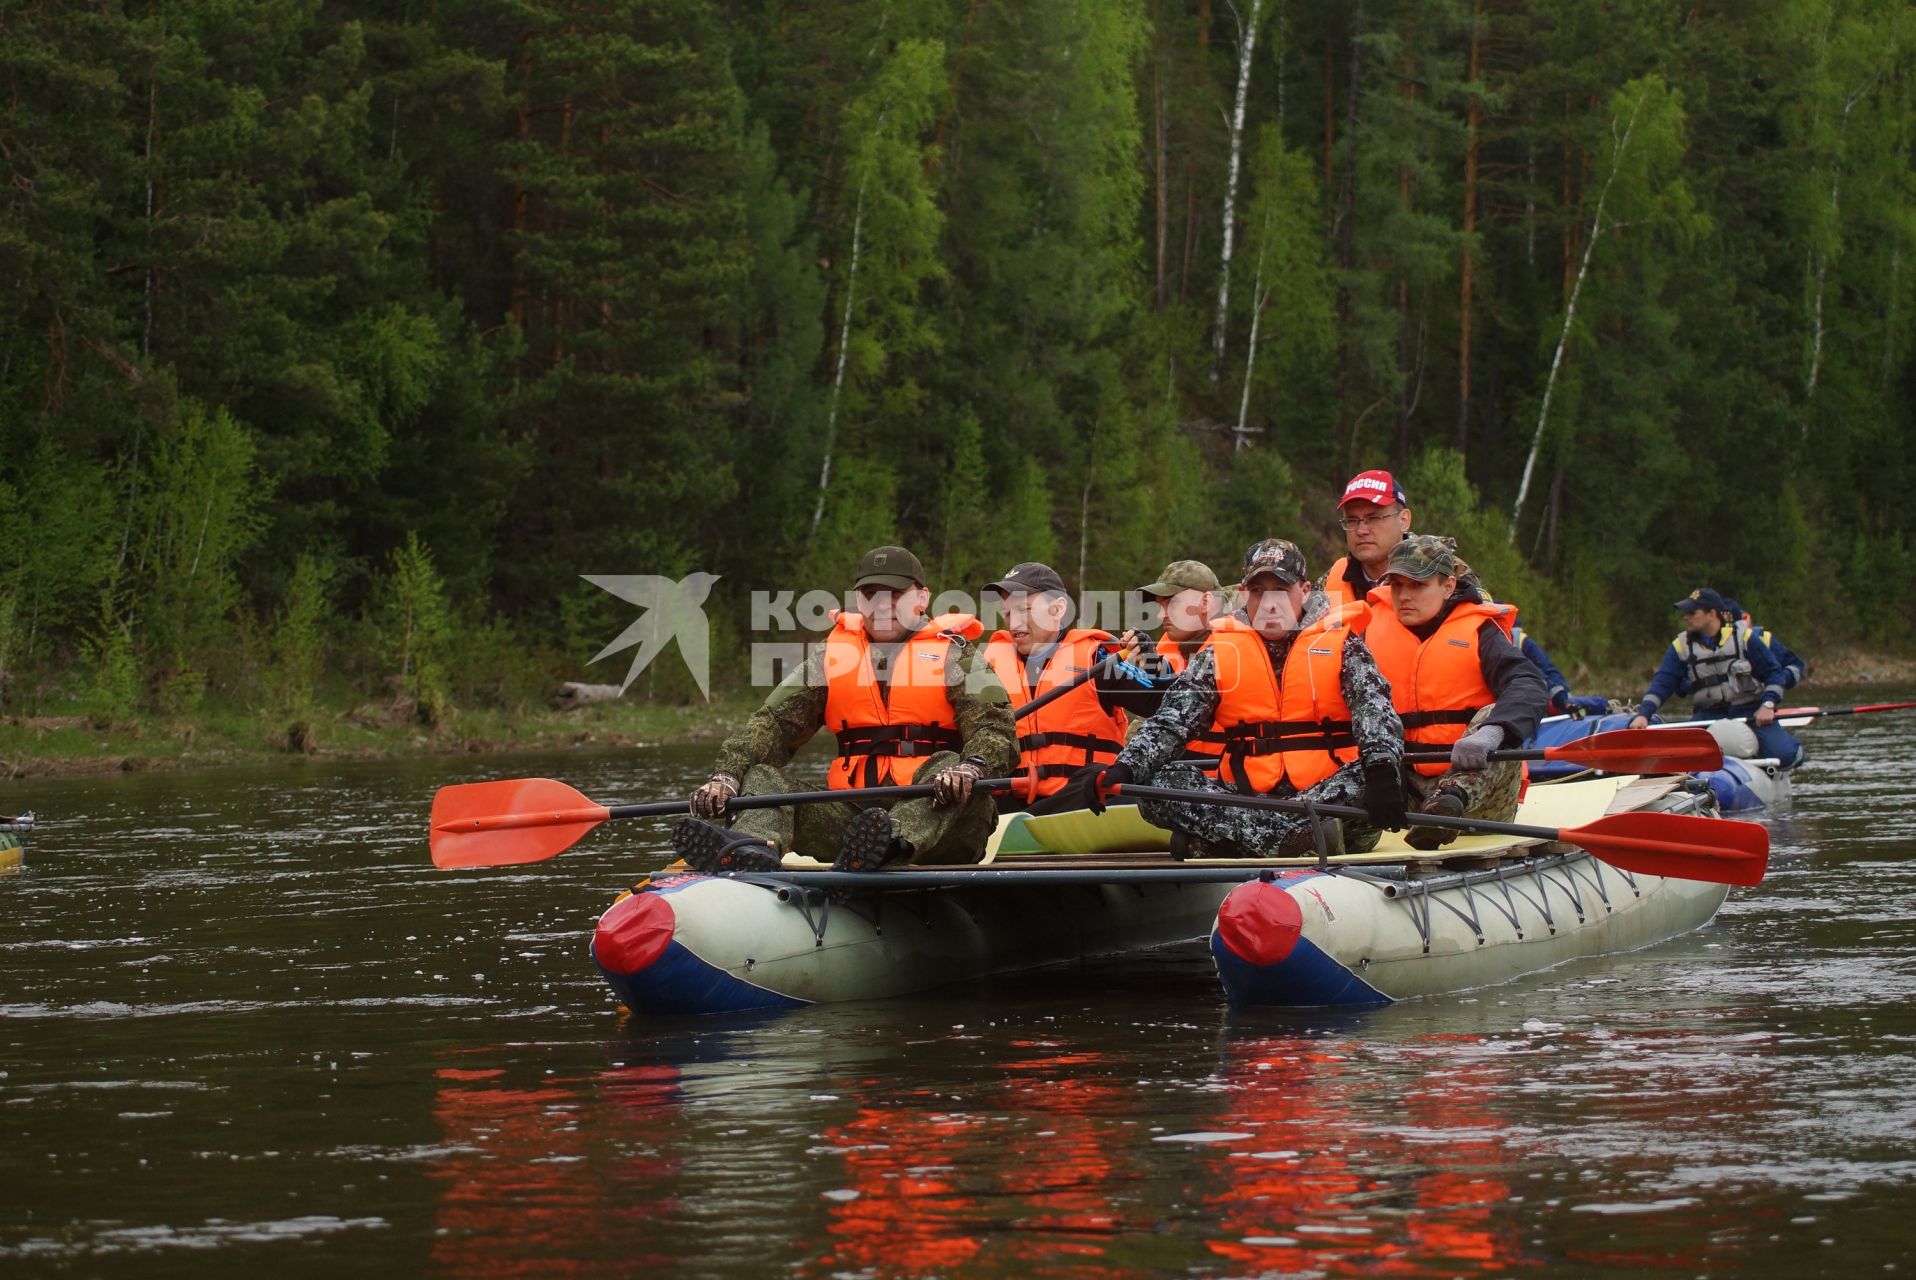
[676,847,1638,959]
[1377,852,1635,955]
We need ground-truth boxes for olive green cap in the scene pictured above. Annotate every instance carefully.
[1137,559,1221,599]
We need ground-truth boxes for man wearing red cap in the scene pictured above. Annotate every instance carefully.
[1316,469,1413,610]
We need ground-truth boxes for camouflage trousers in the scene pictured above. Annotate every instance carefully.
[1405,758,1523,822]
[726,751,995,865]
[1133,761,1383,858]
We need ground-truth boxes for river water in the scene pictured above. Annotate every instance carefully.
[4,691,1915,1277]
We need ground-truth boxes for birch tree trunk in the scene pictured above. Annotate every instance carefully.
[1234,232,1275,451]
[1209,0,1266,388]
[807,177,868,545]
[1806,82,1872,411]
[1457,0,1483,451]
[1154,53,1168,309]
[1508,92,1645,544]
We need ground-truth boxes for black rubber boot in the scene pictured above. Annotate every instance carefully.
[833,806,902,872]
[670,816,782,874]
[1405,789,1467,852]
[1278,816,1346,858]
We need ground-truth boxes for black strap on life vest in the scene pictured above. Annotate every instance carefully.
[1398,709,1482,730]
[1186,728,1228,754]
[835,724,965,789]
[1220,718,1360,754]
[1023,761,1099,781]
[1017,730,1123,774]
[1219,718,1359,795]
[1017,731,1123,754]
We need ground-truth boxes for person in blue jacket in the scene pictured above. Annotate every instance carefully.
[1721,596,1807,690]
[1627,588,1804,767]
[1510,613,1572,714]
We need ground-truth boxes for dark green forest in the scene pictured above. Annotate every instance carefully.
[3,0,1912,729]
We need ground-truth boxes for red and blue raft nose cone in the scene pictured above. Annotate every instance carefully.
[1214,880,1303,967]
[593,891,676,976]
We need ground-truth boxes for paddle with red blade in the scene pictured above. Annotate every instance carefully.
[1106,782,1769,886]
[429,775,1023,870]
[1404,726,1723,772]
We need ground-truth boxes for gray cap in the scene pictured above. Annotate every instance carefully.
[983,562,1069,598]
[1239,538,1309,586]
[854,545,925,590]
[1138,559,1221,599]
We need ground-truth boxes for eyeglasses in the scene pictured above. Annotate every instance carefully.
[1338,508,1402,531]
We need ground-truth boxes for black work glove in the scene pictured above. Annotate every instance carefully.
[1362,761,1407,830]
[1067,762,1133,816]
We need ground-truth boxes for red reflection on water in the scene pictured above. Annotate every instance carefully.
[428,1062,683,1278]
[1197,1035,1527,1276]
[804,1053,1145,1279]
[808,1097,985,1276]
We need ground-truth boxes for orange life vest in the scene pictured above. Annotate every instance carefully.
[1154,632,1226,759]
[1365,594,1515,776]
[1320,557,1361,608]
[984,629,1128,798]
[823,611,981,790]
[1204,605,1368,794]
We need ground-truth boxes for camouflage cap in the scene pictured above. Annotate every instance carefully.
[1137,559,1221,599]
[1381,534,1464,582]
[1239,538,1308,586]
[853,545,925,591]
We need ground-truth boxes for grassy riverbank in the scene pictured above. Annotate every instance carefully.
[0,693,761,780]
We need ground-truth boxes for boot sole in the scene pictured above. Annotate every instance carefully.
[672,817,782,874]
[834,806,896,872]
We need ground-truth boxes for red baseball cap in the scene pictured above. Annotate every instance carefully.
[1338,469,1407,508]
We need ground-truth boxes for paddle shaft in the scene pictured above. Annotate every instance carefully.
[1183,747,1600,768]
[1009,643,1140,721]
[1541,701,1916,729]
[608,778,1026,823]
[1112,782,1568,843]
[1693,700,1916,722]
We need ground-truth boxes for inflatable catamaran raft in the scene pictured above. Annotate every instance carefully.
[586,775,1758,1015]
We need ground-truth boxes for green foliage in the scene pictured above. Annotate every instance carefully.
[1405,448,1555,632]
[134,405,264,680]
[1234,130,1336,445]
[801,457,900,590]
[374,533,452,726]
[1,0,1914,723]
[1204,445,1302,575]
[272,554,333,722]
[82,596,141,727]
[0,444,118,677]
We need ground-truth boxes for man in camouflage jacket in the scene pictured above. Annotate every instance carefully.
[674,546,1017,873]
[1070,539,1408,857]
